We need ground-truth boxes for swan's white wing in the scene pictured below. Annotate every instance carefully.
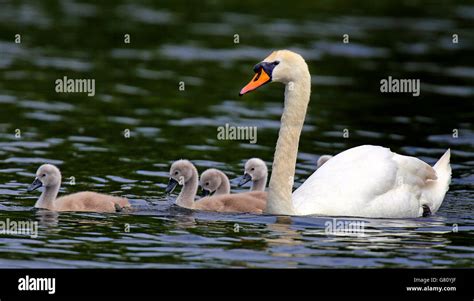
[292,145,436,218]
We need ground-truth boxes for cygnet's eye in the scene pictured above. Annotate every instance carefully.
[42,174,46,177]
[251,168,255,171]
[205,182,209,186]
[174,171,179,175]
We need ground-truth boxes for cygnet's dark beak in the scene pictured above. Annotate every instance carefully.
[165,178,179,194]
[27,178,42,192]
[200,188,211,197]
[238,173,252,187]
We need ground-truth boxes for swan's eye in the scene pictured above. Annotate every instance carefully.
[273,61,280,65]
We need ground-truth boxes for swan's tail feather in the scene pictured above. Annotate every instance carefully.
[423,149,451,214]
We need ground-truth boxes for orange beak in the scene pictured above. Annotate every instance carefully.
[239,68,271,96]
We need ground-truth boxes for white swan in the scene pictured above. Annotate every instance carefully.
[238,158,268,192]
[166,160,266,214]
[27,164,131,212]
[239,50,451,218]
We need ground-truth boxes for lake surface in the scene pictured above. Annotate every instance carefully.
[0,0,473,268]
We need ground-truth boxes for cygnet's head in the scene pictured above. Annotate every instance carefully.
[238,158,268,187]
[317,155,333,168]
[166,160,196,194]
[28,164,62,192]
[199,168,226,197]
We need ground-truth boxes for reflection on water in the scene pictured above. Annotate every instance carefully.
[0,0,473,268]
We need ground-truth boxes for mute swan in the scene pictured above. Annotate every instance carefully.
[199,168,230,196]
[317,155,332,168]
[27,164,131,212]
[239,50,451,218]
[238,158,268,192]
[166,160,265,214]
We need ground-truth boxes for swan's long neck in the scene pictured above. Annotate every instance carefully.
[176,170,198,209]
[217,173,231,195]
[36,184,59,210]
[251,174,267,192]
[266,74,311,215]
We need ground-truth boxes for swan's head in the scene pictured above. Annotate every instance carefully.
[28,164,61,192]
[166,160,196,194]
[240,50,309,95]
[199,168,224,197]
[239,158,268,186]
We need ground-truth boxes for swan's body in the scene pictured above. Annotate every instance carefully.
[44,192,129,212]
[240,50,451,218]
[166,160,265,214]
[238,158,268,192]
[194,192,266,214]
[293,145,451,218]
[27,164,130,212]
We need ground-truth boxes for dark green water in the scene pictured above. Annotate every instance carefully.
[0,0,473,268]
